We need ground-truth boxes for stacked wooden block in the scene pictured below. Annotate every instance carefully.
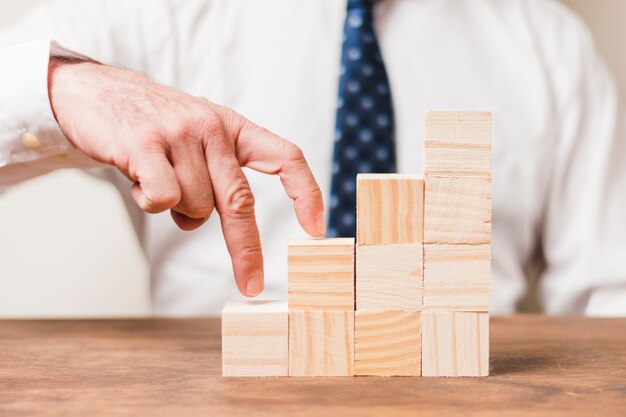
[421,111,491,377]
[354,174,424,376]
[288,238,355,376]
[222,238,356,377]
[222,110,491,378]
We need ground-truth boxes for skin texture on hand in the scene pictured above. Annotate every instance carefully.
[47,58,326,297]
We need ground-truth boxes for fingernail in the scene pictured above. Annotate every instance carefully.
[246,272,264,296]
[316,212,327,236]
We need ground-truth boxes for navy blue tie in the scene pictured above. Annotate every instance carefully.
[328,0,396,238]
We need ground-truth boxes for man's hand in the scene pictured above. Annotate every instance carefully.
[48,58,325,297]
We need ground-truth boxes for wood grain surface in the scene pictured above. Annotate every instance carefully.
[422,311,489,377]
[423,111,492,176]
[289,310,354,377]
[356,174,424,245]
[356,244,423,311]
[424,175,492,244]
[288,238,355,310]
[423,244,490,311]
[1,316,625,417]
[222,301,288,377]
[355,311,421,376]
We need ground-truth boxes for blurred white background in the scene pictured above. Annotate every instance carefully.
[0,0,150,318]
[0,0,625,317]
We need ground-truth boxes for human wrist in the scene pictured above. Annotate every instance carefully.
[47,57,98,143]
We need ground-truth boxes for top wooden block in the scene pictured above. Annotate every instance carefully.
[356,174,424,245]
[288,238,355,311]
[424,111,491,176]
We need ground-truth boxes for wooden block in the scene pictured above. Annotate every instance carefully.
[288,238,354,311]
[289,310,354,376]
[222,300,288,377]
[422,311,489,377]
[423,244,490,311]
[424,111,492,141]
[356,245,423,311]
[424,111,491,176]
[355,311,421,376]
[356,174,424,245]
[424,175,491,244]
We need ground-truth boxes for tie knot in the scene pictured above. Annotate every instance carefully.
[347,0,377,12]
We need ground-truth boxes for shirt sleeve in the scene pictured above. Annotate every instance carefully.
[0,39,94,168]
[0,3,100,190]
[0,0,151,191]
[536,2,626,316]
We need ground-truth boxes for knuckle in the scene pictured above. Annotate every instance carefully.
[180,200,215,219]
[166,120,194,143]
[215,106,249,144]
[237,242,262,259]
[160,111,223,150]
[131,133,169,164]
[192,107,225,142]
[306,183,323,199]
[107,148,130,170]
[283,142,305,162]
[221,179,255,218]
[136,128,165,149]
[145,190,180,211]
[215,105,243,129]
[139,200,163,214]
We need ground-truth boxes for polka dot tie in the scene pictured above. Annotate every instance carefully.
[328,0,396,238]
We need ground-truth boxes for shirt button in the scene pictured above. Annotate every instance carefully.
[21,131,41,148]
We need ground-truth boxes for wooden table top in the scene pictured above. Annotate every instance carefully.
[0,316,624,417]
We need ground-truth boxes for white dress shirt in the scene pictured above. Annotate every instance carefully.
[1,0,626,316]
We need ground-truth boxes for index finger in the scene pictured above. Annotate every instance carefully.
[231,117,326,237]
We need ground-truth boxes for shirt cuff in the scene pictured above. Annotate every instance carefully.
[0,39,92,167]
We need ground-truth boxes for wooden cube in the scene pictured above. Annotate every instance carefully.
[288,238,355,311]
[424,111,491,176]
[222,300,288,377]
[356,245,423,311]
[356,174,424,245]
[422,311,489,377]
[289,310,354,376]
[355,311,421,376]
[423,244,490,311]
[424,175,492,244]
